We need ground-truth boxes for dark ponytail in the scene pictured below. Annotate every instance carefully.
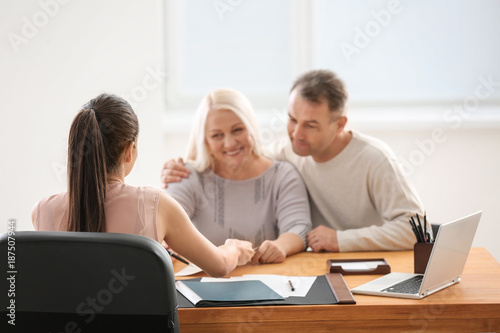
[67,94,138,232]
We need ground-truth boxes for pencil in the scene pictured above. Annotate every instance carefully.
[415,213,426,243]
[408,216,419,242]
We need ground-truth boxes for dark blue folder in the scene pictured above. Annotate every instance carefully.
[176,280,284,307]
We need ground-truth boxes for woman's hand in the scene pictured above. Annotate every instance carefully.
[251,240,287,264]
[251,233,305,264]
[223,239,255,266]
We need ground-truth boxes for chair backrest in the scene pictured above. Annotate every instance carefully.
[0,231,179,333]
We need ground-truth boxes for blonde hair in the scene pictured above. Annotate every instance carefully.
[186,88,264,172]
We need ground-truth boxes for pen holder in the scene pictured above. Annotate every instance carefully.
[414,242,434,274]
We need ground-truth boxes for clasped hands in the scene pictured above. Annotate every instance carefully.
[251,239,287,264]
[250,227,339,264]
[248,226,340,264]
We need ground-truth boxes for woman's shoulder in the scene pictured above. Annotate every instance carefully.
[271,159,301,176]
[106,183,161,205]
[163,162,208,193]
[36,191,68,209]
[259,160,303,185]
[124,183,161,197]
[33,191,68,230]
[107,182,156,192]
[263,160,307,195]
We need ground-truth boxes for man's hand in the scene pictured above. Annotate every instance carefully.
[251,240,287,264]
[160,157,190,188]
[307,225,339,253]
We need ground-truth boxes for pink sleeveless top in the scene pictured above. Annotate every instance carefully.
[33,183,160,243]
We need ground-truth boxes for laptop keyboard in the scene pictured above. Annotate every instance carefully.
[381,275,423,294]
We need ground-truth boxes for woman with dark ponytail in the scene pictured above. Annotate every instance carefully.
[66,94,138,232]
[33,93,254,277]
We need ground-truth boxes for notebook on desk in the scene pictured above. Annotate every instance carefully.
[351,211,482,299]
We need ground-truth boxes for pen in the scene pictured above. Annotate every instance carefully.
[423,212,428,242]
[409,214,423,243]
[167,249,190,265]
[408,217,415,237]
[408,216,417,241]
[415,214,426,243]
[288,280,295,292]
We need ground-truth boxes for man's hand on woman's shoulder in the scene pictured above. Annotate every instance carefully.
[160,157,190,188]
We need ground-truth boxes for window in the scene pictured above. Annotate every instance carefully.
[163,0,500,130]
[313,0,500,105]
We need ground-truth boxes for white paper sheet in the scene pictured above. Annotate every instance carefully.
[201,274,317,297]
[175,263,203,276]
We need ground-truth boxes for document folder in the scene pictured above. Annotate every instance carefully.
[176,273,355,308]
[176,280,284,307]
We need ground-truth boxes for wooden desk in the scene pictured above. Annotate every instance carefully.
[174,248,500,332]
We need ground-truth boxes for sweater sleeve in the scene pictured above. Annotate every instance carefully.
[273,162,312,248]
[163,164,199,218]
[336,157,424,251]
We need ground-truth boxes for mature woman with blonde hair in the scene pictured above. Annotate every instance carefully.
[164,88,311,264]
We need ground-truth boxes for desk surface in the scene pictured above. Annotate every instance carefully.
[173,248,500,332]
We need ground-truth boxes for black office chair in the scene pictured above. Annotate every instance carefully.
[0,231,179,333]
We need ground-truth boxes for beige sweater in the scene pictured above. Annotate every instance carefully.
[267,131,424,251]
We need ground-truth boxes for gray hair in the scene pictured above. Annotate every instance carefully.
[291,69,348,117]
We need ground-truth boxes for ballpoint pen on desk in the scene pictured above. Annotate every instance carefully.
[167,249,190,265]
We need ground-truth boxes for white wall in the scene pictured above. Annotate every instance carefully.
[1,0,166,230]
[1,1,499,263]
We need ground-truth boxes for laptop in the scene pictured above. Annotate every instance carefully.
[351,211,482,299]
